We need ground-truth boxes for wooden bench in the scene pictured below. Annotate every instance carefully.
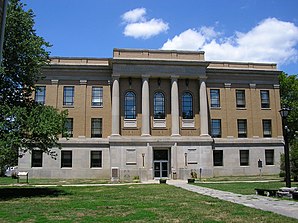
[17,172,29,184]
[255,188,278,197]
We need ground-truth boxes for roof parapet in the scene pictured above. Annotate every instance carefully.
[113,48,205,61]
[208,61,277,70]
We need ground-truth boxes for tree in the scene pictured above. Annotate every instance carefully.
[0,0,67,175]
[279,72,298,180]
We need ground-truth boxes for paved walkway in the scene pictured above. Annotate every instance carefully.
[167,180,298,220]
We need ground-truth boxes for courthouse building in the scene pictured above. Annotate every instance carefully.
[19,48,284,180]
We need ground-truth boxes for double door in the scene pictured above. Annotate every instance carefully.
[153,149,169,178]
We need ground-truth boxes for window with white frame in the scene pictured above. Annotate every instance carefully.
[63,86,74,106]
[32,150,43,167]
[236,90,246,108]
[265,149,274,165]
[91,118,102,138]
[237,119,247,138]
[90,151,102,168]
[92,87,103,106]
[240,150,249,166]
[260,90,270,108]
[35,86,46,104]
[210,89,220,108]
[211,119,221,138]
[263,119,272,137]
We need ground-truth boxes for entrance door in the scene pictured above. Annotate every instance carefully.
[153,149,169,178]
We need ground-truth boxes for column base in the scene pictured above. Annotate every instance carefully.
[141,134,151,137]
[200,134,210,137]
[171,134,181,137]
[110,134,121,137]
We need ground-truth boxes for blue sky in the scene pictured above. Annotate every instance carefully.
[23,0,298,75]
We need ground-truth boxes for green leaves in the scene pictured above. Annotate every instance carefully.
[0,0,66,173]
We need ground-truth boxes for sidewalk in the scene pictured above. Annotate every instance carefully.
[167,180,298,220]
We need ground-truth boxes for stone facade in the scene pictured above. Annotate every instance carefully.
[18,48,284,180]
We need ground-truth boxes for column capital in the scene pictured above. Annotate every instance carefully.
[171,75,179,81]
[249,83,256,89]
[112,74,120,80]
[142,74,150,80]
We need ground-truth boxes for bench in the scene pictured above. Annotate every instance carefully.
[17,172,29,184]
[255,188,278,197]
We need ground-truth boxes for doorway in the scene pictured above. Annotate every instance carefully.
[153,149,170,178]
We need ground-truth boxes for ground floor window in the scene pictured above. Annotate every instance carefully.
[90,151,102,168]
[265,149,274,165]
[240,150,249,166]
[32,150,43,167]
[61,151,72,168]
[213,150,223,166]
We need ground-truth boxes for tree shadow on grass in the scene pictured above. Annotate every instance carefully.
[0,187,69,200]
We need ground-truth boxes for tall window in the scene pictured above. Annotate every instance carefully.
[265,149,274,165]
[213,150,223,166]
[63,86,74,106]
[63,118,73,138]
[236,90,246,108]
[237,119,247,138]
[124,91,136,119]
[90,151,102,168]
[182,92,193,119]
[61,151,72,168]
[154,92,165,119]
[91,118,102,138]
[32,150,43,167]
[35,86,46,104]
[260,90,270,108]
[211,119,221,138]
[210,89,220,108]
[92,87,103,106]
[240,150,249,166]
[263,120,272,137]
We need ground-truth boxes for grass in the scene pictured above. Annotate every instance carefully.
[0,184,298,222]
[0,177,110,185]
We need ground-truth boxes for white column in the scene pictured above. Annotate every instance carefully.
[200,78,209,136]
[111,75,120,136]
[142,75,150,136]
[171,76,180,136]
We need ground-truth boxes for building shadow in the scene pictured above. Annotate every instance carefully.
[0,187,69,200]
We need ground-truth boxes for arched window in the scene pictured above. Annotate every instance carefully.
[182,92,193,119]
[154,92,165,119]
[124,91,136,119]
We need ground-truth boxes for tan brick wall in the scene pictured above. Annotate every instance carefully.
[207,83,282,138]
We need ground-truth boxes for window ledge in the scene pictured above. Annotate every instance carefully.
[211,107,221,110]
[182,119,195,128]
[124,119,137,128]
[261,108,271,110]
[61,167,72,169]
[91,106,103,108]
[63,105,74,108]
[90,167,103,169]
[153,119,166,128]
[236,107,247,110]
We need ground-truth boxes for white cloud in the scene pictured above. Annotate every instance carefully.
[161,18,298,64]
[162,27,216,51]
[122,8,146,23]
[122,8,169,39]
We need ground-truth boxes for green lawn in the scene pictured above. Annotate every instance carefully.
[0,177,110,185]
[0,184,298,222]
[195,181,298,195]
